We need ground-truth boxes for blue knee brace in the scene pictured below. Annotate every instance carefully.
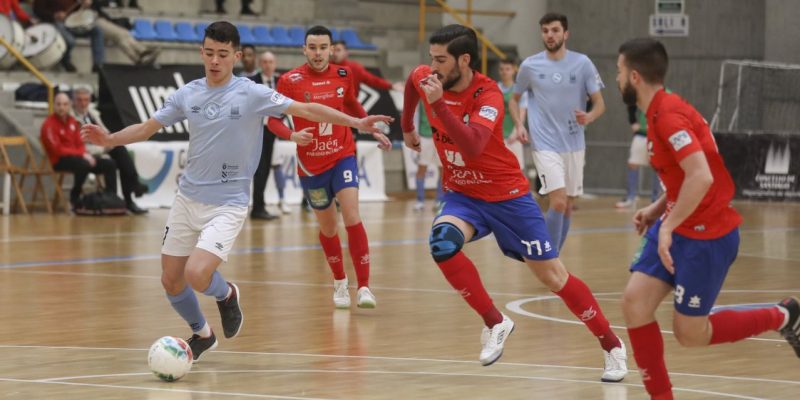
[429,222,465,262]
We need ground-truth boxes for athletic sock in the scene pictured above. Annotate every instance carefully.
[345,223,370,288]
[437,251,501,327]
[319,232,346,280]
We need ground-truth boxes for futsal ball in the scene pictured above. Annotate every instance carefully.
[148,336,193,382]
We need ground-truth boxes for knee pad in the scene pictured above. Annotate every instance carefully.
[429,222,465,262]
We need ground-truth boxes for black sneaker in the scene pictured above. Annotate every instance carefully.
[778,296,800,358]
[216,282,243,338]
[187,331,218,361]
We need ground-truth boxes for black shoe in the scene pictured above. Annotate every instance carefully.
[216,282,243,339]
[62,61,77,72]
[133,182,149,197]
[126,201,148,215]
[251,209,278,220]
[778,297,800,358]
[241,7,257,15]
[186,331,218,361]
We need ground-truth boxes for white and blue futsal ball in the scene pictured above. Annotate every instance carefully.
[148,336,193,382]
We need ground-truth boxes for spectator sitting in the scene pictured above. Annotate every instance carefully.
[72,87,149,214]
[91,0,160,65]
[33,0,105,72]
[41,92,118,211]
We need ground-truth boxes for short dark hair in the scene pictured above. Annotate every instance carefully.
[429,24,480,70]
[204,21,240,49]
[332,40,347,47]
[241,44,255,52]
[539,12,568,31]
[499,58,517,66]
[618,38,669,84]
[305,25,332,44]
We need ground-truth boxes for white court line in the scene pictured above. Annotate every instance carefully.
[28,369,767,400]
[1,344,797,388]
[505,296,788,343]
[0,377,332,399]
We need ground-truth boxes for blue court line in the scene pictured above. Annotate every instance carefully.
[2,224,795,271]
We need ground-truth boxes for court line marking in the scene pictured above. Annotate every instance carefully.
[0,377,332,399]
[505,296,788,343]
[29,370,767,400]
[0,344,797,388]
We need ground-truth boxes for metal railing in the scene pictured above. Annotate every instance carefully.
[0,37,55,114]
[419,0,515,74]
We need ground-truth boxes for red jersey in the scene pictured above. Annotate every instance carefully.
[647,89,742,239]
[40,114,84,165]
[275,63,365,176]
[339,59,392,91]
[0,0,30,23]
[410,65,529,202]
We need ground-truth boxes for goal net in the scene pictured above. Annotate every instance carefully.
[710,60,800,133]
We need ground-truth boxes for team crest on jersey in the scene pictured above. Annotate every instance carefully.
[336,86,345,97]
[552,72,563,84]
[668,130,692,151]
[337,68,347,77]
[304,91,312,102]
[203,102,222,120]
[478,106,498,122]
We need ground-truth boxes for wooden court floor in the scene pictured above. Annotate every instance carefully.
[0,196,798,399]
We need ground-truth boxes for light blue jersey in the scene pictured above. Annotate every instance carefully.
[154,76,293,206]
[513,50,603,152]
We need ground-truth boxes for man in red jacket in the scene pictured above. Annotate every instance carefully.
[41,92,117,209]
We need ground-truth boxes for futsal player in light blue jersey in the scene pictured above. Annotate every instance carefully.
[509,13,606,253]
[82,21,392,360]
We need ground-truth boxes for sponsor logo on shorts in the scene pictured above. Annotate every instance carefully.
[668,130,692,151]
[688,295,702,309]
[308,188,329,208]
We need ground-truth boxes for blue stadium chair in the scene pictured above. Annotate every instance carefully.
[251,25,275,46]
[175,22,200,43]
[341,28,377,50]
[330,28,341,42]
[287,26,305,47]
[195,22,209,39]
[270,26,294,47]
[131,19,158,41]
[237,24,257,45]
[154,20,179,42]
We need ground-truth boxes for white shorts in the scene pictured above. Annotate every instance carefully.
[532,150,585,196]
[161,192,249,262]
[504,139,524,170]
[417,136,441,167]
[628,134,649,166]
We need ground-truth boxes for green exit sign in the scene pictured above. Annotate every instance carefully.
[656,0,684,14]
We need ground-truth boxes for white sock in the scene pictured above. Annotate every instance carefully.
[194,322,212,338]
[778,305,791,330]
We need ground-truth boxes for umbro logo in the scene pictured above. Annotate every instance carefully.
[191,106,201,113]
[215,242,223,250]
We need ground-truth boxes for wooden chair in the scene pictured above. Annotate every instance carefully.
[0,136,53,214]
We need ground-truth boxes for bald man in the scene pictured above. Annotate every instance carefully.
[40,93,118,210]
[248,51,282,219]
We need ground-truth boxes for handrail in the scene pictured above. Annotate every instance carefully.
[0,37,55,114]
[419,0,511,74]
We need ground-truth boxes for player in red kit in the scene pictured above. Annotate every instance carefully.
[617,38,800,400]
[401,25,628,379]
[268,25,391,310]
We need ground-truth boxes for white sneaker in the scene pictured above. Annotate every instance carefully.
[356,287,377,308]
[333,278,350,309]
[480,326,490,345]
[279,200,292,214]
[614,198,636,209]
[413,201,425,212]
[601,341,628,382]
[479,314,515,366]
